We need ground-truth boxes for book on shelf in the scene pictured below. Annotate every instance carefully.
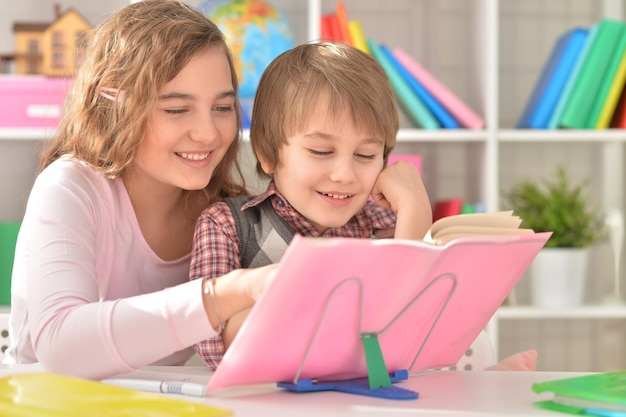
[380,44,460,129]
[533,370,626,416]
[595,32,626,129]
[334,1,353,46]
[558,19,625,129]
[548,24,599,129]
[432,198,464,222]
[320,14,334,42]
[517,27,589,129]
[610,81,626,128]
[348,20,370,54]
[206,216,551,391]
[366,38,440,129]
[0,372,230,416]
[392,48,484,129]
[326,13,342,43]
[588,24,626,129]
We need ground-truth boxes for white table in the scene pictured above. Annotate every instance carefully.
[0,364,586,416]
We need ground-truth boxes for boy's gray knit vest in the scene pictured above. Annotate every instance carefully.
[223,196,296,268]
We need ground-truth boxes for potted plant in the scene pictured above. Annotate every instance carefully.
[501,167,606,308]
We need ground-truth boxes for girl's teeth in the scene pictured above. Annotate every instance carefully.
[179,153,209,161]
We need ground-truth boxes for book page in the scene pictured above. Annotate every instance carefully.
[424,211,533,245]
[432,227,535,245]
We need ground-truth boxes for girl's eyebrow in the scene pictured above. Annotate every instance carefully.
[158,90,236,101]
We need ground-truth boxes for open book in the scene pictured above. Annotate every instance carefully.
[424,211,535,245]
[207,216,551,392]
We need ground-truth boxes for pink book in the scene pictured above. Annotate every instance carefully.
[207,227,550,391]
[392,49,484,129]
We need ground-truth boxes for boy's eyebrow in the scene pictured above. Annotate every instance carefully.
[303,131,384,145]
[158,90,236,101]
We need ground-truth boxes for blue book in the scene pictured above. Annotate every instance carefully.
[379,44,459,129]
[518,27,589,128]
[548,24,599,129]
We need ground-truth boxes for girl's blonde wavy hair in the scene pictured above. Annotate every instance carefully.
[41,0,246,202]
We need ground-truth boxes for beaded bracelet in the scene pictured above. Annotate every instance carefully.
[203,278,225,335]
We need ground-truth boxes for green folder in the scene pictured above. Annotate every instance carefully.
[0,223,20,306]
[559,19,626,129]
[532,370,626,415]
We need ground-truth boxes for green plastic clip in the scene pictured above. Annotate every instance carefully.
[360,332,391,389]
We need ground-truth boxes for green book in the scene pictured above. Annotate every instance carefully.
[586,21,626,128]
[559,19,625,129]
[532,370,626,415]
[366,37,440,130]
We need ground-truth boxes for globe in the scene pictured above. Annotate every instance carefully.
[199,0,296,100]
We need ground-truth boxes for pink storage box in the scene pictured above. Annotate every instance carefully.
[0,76,73,128]
[387,153,422,175]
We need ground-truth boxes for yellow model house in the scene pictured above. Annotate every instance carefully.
[11,5,92,77]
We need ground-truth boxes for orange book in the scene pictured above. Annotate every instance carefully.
[335,1,353,46]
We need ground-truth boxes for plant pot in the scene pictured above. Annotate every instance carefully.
[530,247,589,308]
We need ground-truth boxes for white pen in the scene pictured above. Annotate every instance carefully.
[103,378,207,397]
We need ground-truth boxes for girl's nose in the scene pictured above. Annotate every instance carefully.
[190,114,218,143]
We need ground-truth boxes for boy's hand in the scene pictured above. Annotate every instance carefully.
[371,160,432,240]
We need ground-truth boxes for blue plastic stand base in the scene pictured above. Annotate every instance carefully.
[276,370,418,400]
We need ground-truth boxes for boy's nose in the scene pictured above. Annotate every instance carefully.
[329,158,356,183]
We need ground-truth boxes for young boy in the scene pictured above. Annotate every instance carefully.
[189,42,432,370]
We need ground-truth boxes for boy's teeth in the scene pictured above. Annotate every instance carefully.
[326,193,349,199]
[179,152,209,161]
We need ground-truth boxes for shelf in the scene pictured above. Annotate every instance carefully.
[499,129,626,143]
[0,128,56,141]
[396,129,487,143]
[236,128,488,144]
[6,127,626,143]
[496,305,626,320]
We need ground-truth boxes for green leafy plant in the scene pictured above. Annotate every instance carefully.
[501,167,606,248]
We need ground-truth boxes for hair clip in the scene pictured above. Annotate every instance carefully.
[99,87,126,102]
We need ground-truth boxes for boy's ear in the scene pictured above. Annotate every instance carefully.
[258,155,274,175]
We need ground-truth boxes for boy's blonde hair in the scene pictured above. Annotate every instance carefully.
[41,0,246,201]
[250,42,399,178]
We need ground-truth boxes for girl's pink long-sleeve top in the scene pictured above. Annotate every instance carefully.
[3,157,215,379]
